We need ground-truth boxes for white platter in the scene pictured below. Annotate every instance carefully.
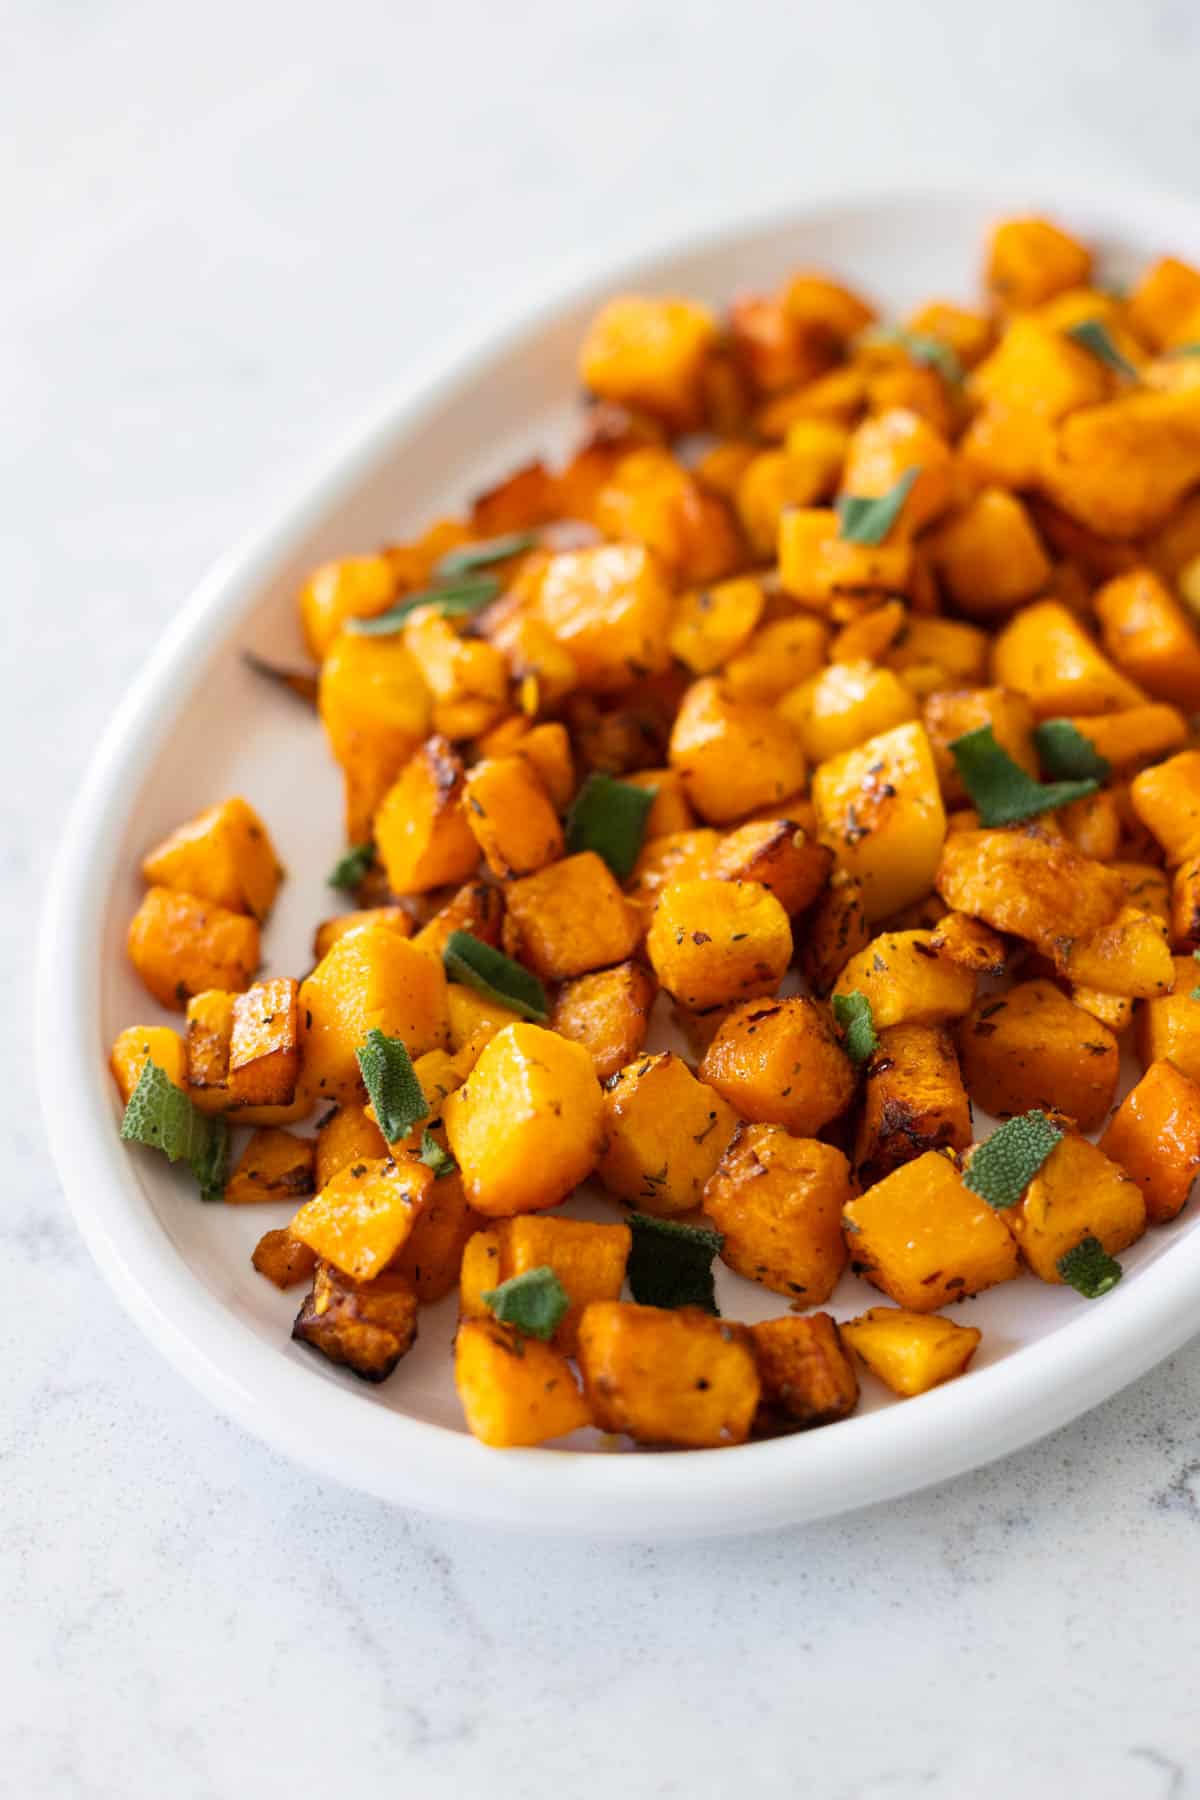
[37,183,1200,1535]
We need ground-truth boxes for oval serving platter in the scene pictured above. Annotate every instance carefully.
[38,184,1200,1535]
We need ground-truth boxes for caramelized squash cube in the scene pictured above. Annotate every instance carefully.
[705,819,832,915]
[141,796,283,921]
[314,1103,388,1189]
[800,872,872,996]
[412,881,504,961]
[1131,751,1200,864]
[700,997,856,1136]
[929,489,1051,617]
[669,677,807,823]
[375,736,480,893]
[1094,567,1200,709]
[997,1132,1145,1283]
[299,554,397,659]
[832,931,975,1029]
[854,1024,972,1184]
[127,887,260,1009]
[317,633,431,841]
[702,1123,850,1302]
[778,507,913,608]
[598,1051,738,1217]
[993,600,1145,719]
[493,1216,632,1353]
[227,977,301,1107]
[780,661,917,762]
[958,980,1119,1132]
[1062,902,1174,998]
[577,1302,760,1448]
[669,576,764,672]
[841,1306,981,1396]
[442,1023,604,1217]
[936,826,1126,956]
[463,753,563,879]
[394,1170,484,1303]
[750,1314,859,1429]
[551,962,657,1080]
[290,1154,433,1281]
[1139,956,1200,1083]
[110,1025,187,1104]
[812,721,946,922]
[251,1227,319,1290]
[723,615,830,702]
[225,1128,315,1204]
[502,852,640,981]
[646,878,792,1010]
[313,907,412,960]
[1128,256,1200,350]
[184,988,235,1109]
[1101,1059,1200,1224]
[839,407,955,536]
[843,1151,1019,1310]
[986,216,1091,309]
[292,1263,419,1382]
[1040,389,1200,539]
[532,543,674,694]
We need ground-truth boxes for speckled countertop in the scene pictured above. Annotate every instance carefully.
[8,3,1200,1793]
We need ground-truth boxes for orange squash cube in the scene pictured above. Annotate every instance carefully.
[843,1151,1020,1311]
[750,1314,859,1429]
[577,1302,760,1448]
[411,881,504,962]
[854,1023,972,1184]
[290,1154,433,1282]
[1139,956,1200,1084]
[986,216,1091,309]
[645,878,792,1010]
[705,819,832,915]
[841,1306,981,1396]
[455,1318,592,1447]
[812,721,946,922]
[225,1129,315,1204]
[463,753,563,879]
[702,1124,850,1302]
[929,489,1051,617]
[578,295,718,429]
[1101,1059,1200,1225]
[832,931,975,1029]
[599,1051,738,1217]
[110,1025,187,1104]
[374,736,480,893]
[299,554,398,658]
[700,997,856,1136]
[1131,750,1200,864]
[532,543,675,694]
[996,1131,1145,1283]
[292,1263,419,1382]
[669,677,807,823]
[393,1170,484,1303]
[314,1103,388,1189]
[839,407,955,537]
[723,614,830,702]
[127,887,260,1009]
[141,796,283,921]
[502,852,640,981]
[1094,568,1200,710]
[227,978,301,1107]
[780,661,917,763]
[317,632,431,841]
[470,1216,632,1354]
[993,600,1145,719]
[298,923,449,1103]
[312,907,413,960]
[251,1227,319,1290]
[551,962,657,1080]
[958,980,1119,1132]
[777,507,913,608]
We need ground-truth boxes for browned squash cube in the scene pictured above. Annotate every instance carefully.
[700,997,856,1136]
[463,754,564,879]
[843,1151,1020,1311]
[576,1302,760,1448]
[374,735,480,894]
[750,1314,859,1430]
[833,931,975,1029]
[551,962,657,1080]
[141,795,283,921]
[1101,1059,1200,1224]
[668,678,808,823]
[993,600,1145,719]
[532,543,675,693]
[1140,957,1200,1082]
[318,631,431,841]
[442,1023,605,1216]
[312,907,413,960]
[314,1103,387,1189]
[225,1129,315,1204]
[480,1216,632,1354]
[1060,705,1187,773]
[645,878,792,1010]
[290,1154,433,1282]
[626,827,721,926]
[812,721,946,923]
[705,820,832,915]
[228,977,301,1107]
[127,887,260,1009]
[502,852,640,981]
[300,552,398,658]
[996,1131,1145,1282]
[185,988,235,1110]
[840,1306,981,1396]
[455,1318,592,1447]
[109,1025,187,1103]
[702,1123,850,1302]
[623,767,693,838]
[412,881,505,961]
[292,1262,419,1382]
[299,922,449,1102]
[1094,567,1200,710]
[1060,901,1173,999]
[251,1227,319,1290]
[854,1024,972,1184]
[800,872,872,996]
[599,1051,738,1217]
[1131,750,1200,865]
[926,912,1008,975]
[937,827,1126,958]
[393,1171,485,1303]
[958,980,1119,1131]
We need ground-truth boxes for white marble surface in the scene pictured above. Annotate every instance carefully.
[9,2,1200,1793]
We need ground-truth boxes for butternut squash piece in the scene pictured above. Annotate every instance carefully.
[1061,902,1173,998]
[929,489,1051,617]
[228,978,301,1108]
[843,1151,1019,1311]
[374,736,479,893]
[300,554,397,659]
[936,826,1125,956]
[225,1129,315,1204]
[1040,389,1200,539]
[986,216,1091,309]
[251,1227,318,1290]
[551,962,657,1080]
[455,1318,592,1447]
[1100,1060,1200,1225]
[393,1170,484,1303]
[669,576,764,672]
[475,1217,632,1354]
[702,1124,850,1302]
[292,1263,419,1382]
[577,1302,760,1448]
[598,1051,738,1218]
[832,931,975,1029]
[142,796,283,921]
[841,1306,981,1396]
[705,819,832,915]
[958,980,1119,1131]
[299,922,449,1103]
[777,507,913,608]
[412,881,504,961]
[750,1314,859,1429]
[646,878,791,1010]
[812,721,946,922]
[593,449,741,585]
[314,1103,387,1190]
[290,1154,433,1282]
[1094,567,1200,709]
[700,997,856,1136]
[127,887,260,1010]
[1063,705,1186,772]
[313,907,412,960]
[578,296,718,429]
[532,543,675,693]
[723,615,829,702]
[800,872,871,996]
[625,827,720,926]
[463,753,563,879]
[502,852,640,981]
[1131,750,1200,864]
[992,600,1145,718]
[995,1131,1145,1283]
[854,1024,972,1184]
[780,661,917,762]
[109,1025,187,1104]
[669,677,807,823]
[1128,255,1200,350]
[839,408,955,537]
[1139,956,1200,1083]
[317,632,431,842]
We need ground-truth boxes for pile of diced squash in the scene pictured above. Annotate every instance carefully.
[110,213,1200,1451]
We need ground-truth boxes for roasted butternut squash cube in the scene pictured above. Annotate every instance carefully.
[506,720,575,811]
[887,616,989,689]
[598,1051,738,1218]
[445,983,524,1055]
[299,554,398,659]
[455,1318,591,1447]
[1101,1059,1200,1225]
[1094,568,1200,709]
[723,615,830,702]
[502,852,640,980]
[579,296,718,429]
[490,1216,632,1353]
[832,931,975,1028]
[532,543,674,694]
[299,923,449,1103]
[993,600,1145,719]
[577,1302,760,1448]
[318,632,431,841]
[730,292,837,396]
[750,1314,858,1429]
[393,1170,484,1303]
[927,912,1008,975]
[735,445,843,558]
[1131,751,1200,864]
[1058,789,1121,862]
[459,1227,503,1318]
[929,489,1051,617]
[841,1306,981,1396]
[551,962,657,1080]
[251,1227,319,1290]
[314,1103,387,1189]
[777,507,913,608]
[374,736,479,893]
[936,826,1126,956]
[839,407,955,536]
[986,216,1091,308]
[313,907,412,960]
[110,1025,187,1104]
[780,661,918,763]
[626,827,720,925]
[669,576,764,672]
[843,1151,1019,1311]
[700,997,856,1136]
[462,753,563,880]
[706,819,832,915]
[800,872,872,996]
[812,721,946,922]
[594,449,741,586]
[1128,255,1200,350]
[290,1154,433,1282]
[412,881,504,961]
[996,1132,1145,1283]
[958,979,1119,1131]
[292,1263,419,1382]
[645,878,791,1010]
[442,1023,604,1216]
[184,988,235,1110]
[959,404,1056,490]
[227,978,300,1107]
[1139,956,1200,1083]
[225,1129,315,1204]
[907,299,994,368]
[403,606,508,733]
[854,1024,972,1184]
[141,796,283,921]
[669,677,807,823]
[1040,389,1200,539]
[701,1124,850,1302]
[127,887,260,1010]
[970,316,1109,418]
[1062,902,1173,998]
